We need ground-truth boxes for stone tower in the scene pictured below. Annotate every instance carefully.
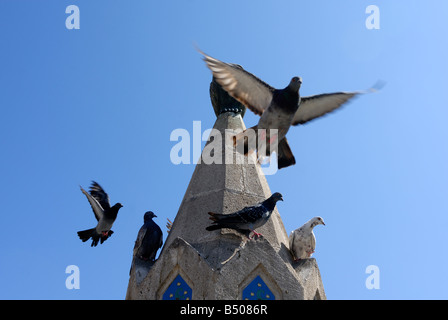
[125,79,326,300]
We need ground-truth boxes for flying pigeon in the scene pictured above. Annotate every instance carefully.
[77,181,123,247]
[199,49,379,169]
[132,211,163,262]
[206,192,283,239]
[289,217,325,262]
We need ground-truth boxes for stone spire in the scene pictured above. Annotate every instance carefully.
[126,79,325,300]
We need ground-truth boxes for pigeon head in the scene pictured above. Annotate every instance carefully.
[271,192,284,202]
[310,216,325,227]
[288,77,302,92]
[144,211,157,222]
[114,203,123,209]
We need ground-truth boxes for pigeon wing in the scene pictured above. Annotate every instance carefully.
[294,228,307,259]
[208,212,246,225]
[157,226,163,249]
[89,181,111,210]
[80,186,104,221]
[292,92,361,125]
[133,225,147,257]
[200,50,275,115]
[289,231,296,259]
[209,205,260,225]
[310,232,316,253]
[237,204,266,223]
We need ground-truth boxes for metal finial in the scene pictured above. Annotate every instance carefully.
[209,78,246,118]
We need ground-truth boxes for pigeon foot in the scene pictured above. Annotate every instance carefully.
[306,250,315,257]
[250,230,263,239]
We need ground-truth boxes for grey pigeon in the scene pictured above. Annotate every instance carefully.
[206,192,283,239]
[77,181,123,247]
[199,50,379,169]
[132,211,163,262]
[289,217,325,261]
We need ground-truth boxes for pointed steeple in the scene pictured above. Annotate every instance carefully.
[126,79,325,300]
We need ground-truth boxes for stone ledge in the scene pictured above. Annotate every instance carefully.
[126,237,325,300]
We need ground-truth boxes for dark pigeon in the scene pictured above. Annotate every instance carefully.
[199,50,379,169]
[132,211,163,262]
[206,192,283,239]
[77,181,123,247]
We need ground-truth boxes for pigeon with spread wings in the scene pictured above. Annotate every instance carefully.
[199,50,379,169]
[77,181,123,247]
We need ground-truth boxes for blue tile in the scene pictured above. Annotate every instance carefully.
[162,274,192,300]
[242,275,275,300]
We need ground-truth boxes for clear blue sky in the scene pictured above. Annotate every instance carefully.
[0,1,447,299]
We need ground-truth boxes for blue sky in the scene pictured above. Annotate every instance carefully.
[0,1,447,299]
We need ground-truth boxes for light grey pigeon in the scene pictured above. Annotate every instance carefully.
[77,181,123,247]
[133,211,163,262]
[199,49,380,169]
[289,217,325,261]
[206,192,283,239]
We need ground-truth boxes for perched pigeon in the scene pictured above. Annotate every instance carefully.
[132,211,163,262]
[289,217,325,262]
[77,181,123,247]
[199,50,379,169]
[206,192,283,239]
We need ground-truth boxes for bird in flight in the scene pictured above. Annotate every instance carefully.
[199,49,381,170]
[77,181,123,247]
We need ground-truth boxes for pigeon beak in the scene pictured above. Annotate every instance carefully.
[154,214,158,218]
[322,221,326,226]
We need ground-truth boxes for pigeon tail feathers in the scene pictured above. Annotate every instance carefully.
[205,224,225,231]
[77,228,95,242]
[77,228,100,247]
[277,138,296,169]
[206,212,241,231]
[208,211,225,222]
[77,228,113,247]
